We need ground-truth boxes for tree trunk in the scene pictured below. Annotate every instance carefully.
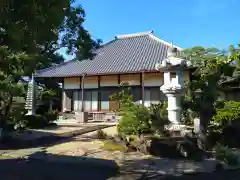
[198,107,213,151]
[0,96,13,141]
[5,96,13,119]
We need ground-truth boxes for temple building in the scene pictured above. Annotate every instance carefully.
[35,31,190,114]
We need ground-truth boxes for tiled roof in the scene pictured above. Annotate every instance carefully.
[36,31,182,77]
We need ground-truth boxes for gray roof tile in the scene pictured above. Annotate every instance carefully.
[36,32,182,77]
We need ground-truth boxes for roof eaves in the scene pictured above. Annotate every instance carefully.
[35,59,79,75]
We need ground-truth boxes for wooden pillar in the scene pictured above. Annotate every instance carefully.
[98,76,101,111]
[117,74,120,84]
[81,74,86,112]
[79,76,82,111]
[117,74,121,110]
[61,78,65,112]
[140,72,145,105]
[79,76,82,89]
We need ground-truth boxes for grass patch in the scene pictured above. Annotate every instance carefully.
[102,140,125,152]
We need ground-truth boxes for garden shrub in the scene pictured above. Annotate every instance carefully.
[24,110,59,129]
[44,110,59,124]
[181,98,198,126]
[210,101,240,148]
[149,102,169,135]
[8,103,28,131]
[111,84,152,136]
[214,143,239,166]
[113,84,170,137]
[213,101,240,128]
[24,114,48,129]
[117,104,151,136]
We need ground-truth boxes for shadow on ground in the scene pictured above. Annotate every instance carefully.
[140,169,240,180]
[118,158,240,180]
[0,124,112,150]
[0,152,119,180]
[1,145,240,179]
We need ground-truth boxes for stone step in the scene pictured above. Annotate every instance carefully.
[56,119,79,125]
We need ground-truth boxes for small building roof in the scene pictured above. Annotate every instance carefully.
[36,31,183,78]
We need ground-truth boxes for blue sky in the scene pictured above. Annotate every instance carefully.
[61,0,240,60]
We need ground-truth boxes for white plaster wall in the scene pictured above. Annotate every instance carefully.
[84,77,98,89]
[100,76,118,87]
[64,83,79,89]
[120,74,140,86]
[64,78,80,90]
[144,79,163,87]
[84,83,98,89]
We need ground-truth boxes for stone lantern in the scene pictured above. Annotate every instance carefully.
[155,47,191,132]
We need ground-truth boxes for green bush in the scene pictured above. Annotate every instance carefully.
[113,85,170,137]
[213,101,240,128]
[8,103,28,131]
[24,110,58,129]
[117,104,151,136]
[214,143,239,166]
[181,98,198,125]
[25,114,48,129]
[149,102,169,134]
[44,110,59,123]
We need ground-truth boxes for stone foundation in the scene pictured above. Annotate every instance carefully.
[165,124,193,137]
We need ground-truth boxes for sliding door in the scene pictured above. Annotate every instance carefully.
[84,90,99,112]
[100,89,119,112]
[144,88,167,107]
[72,91,82,111]
[144,90,151,107]
[84,91,91,111]
[101,90,110,111]
[73,91,79,111]
[92,91,98,111]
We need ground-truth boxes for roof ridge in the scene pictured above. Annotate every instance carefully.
[115,31,183,50]
[149,34,183,50]
[115,30,154,39]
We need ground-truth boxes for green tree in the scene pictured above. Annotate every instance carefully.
[184,46,231,150]
[220,45,240,89]
[0,0,99,135]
